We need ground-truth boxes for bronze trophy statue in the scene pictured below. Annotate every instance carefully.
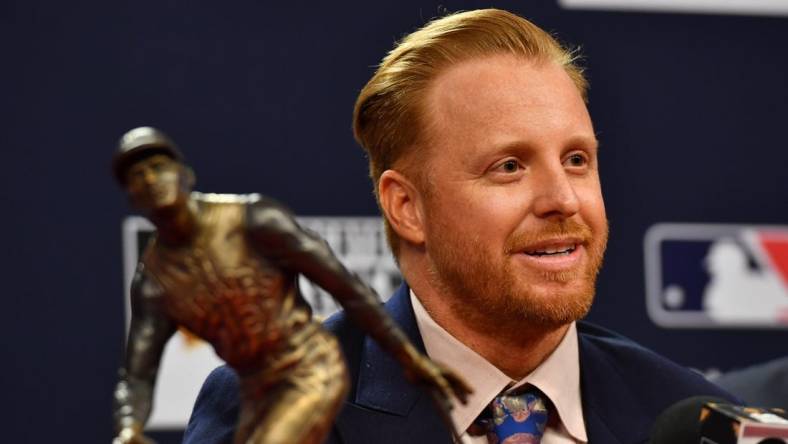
[111,127,470,444]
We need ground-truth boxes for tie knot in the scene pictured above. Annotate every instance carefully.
[492,390,548,425]
[470,387,550,444]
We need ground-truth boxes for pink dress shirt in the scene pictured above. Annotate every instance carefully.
[410,291,588,443]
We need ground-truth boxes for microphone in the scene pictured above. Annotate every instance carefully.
[650,396,725,443]
[650,396,788,444]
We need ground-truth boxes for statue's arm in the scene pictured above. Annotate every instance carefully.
[113,264,176,442]
[245,200,423,368]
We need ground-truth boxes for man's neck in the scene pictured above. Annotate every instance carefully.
[421,294,568,380]
[402,258,569,380]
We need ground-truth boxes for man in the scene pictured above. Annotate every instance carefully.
[111,127,468,444]
[714,357,788,410]
[185,9,733,443]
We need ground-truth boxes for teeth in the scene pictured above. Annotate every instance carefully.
[526,245,575,256]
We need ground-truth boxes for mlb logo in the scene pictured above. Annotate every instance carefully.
[644,223,788,329]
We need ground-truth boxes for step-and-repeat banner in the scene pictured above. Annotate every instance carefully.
[5,1,787,442]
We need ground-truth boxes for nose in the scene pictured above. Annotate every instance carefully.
[530,164,580,219]
[142,167,158,185]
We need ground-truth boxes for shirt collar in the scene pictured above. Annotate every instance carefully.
[410,290,587,442]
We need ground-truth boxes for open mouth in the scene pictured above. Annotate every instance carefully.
[523,243,578,257]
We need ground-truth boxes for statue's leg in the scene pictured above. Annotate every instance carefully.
[244,330,349,444]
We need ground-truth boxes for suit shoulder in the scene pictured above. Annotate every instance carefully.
[182,366,240,444]
[203,365,239,389]
[577,321,735,404]
[191,365,240,413]
[323,310,364,358]
[323,310,352,334]
[323,310,365,394]
[714,356,788,408]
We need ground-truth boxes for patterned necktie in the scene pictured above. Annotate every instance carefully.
[471,388,549,444]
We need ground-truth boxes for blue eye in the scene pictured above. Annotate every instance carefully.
[565,153,587,167]
[500,159,519,173]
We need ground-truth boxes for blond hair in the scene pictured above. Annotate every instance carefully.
[353,8,587,255]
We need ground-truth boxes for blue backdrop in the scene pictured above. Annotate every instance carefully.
[3,1,787,442]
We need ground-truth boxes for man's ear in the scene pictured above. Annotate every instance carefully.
[181,165,196,189]
[378,169,426,246]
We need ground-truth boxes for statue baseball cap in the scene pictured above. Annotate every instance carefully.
[112,126,184,185]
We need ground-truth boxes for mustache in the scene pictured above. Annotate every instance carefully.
[504,219,594,253]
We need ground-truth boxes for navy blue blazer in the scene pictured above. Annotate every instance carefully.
[183,284,734,443]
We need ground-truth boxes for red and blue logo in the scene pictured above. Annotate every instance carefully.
[645,223,788,328]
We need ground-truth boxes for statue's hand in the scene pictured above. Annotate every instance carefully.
[112,426,155,444]
[404,354,473,409]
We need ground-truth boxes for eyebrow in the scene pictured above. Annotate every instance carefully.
[487,134,600,156]
[566,134,600,151]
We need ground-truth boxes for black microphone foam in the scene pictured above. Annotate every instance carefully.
[649,395,729,444]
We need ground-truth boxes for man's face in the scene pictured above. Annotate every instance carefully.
[124,154,188,213]
[417,54,608,330]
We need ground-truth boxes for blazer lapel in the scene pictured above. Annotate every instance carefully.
[579,330,651,444]
[334,288,653,443]
[335,284,453,444]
